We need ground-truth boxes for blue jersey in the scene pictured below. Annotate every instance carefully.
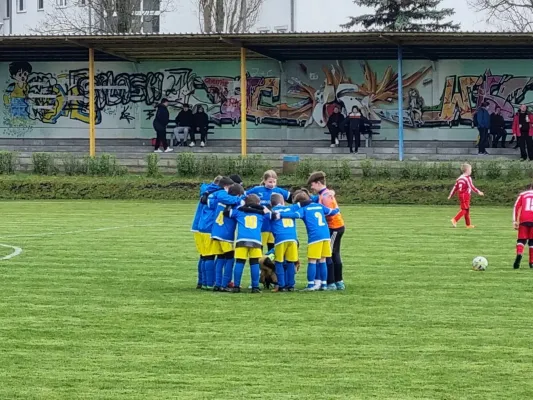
[191,183,218,232]
[198,190,242,234]
[211,202,239,242]
[246,186,291,233]
[281,202,339,245]
[230,209,269,246]
[270,205,298,245]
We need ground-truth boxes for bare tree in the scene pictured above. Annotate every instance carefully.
[197,0,264,33]
[468,0,533,32]
[32,0,176,34]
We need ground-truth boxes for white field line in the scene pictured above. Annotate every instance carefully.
[0,244,23,260]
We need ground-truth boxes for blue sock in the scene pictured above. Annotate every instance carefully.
[214,257,225,288]
[285,262,295,288]
[233,260,246,288]
[319,261,328,287]
[250,263,260,289]
[201,258,208,286]
[197,258,203,285]
[315,267,321,281]
[307,262,317,288]
[275,262,286,288]
[222,258,234,288]
[205,258,215,287]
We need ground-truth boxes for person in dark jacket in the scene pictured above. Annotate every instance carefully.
[475,101,490,155]
[490,106,507,148]
[343,106,367,154]
[174,103,195,147]
[326,106,344,148]
[193,105,210,148]
[512,104,533,161]
[153,98,171,153]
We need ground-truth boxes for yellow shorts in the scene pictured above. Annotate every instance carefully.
[212,240,234,255]
[193,232,204,255]
[198,233,212,256]
[261,232,275,246]
[235,247,262,260]
[274,241,299,263]
[307,240,332,260]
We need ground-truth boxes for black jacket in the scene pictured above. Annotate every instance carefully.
[194,111,209,129]
[490,113,505,134]
[343,113,368,133]
[327,113,344,131]
[176,109,194,127]
[153,104,169,128]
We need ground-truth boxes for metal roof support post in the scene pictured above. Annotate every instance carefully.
[89,48,96,157]
[397,45,404,162]
[240,47,247,157]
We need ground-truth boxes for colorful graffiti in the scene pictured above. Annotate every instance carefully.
[4,60,533,138]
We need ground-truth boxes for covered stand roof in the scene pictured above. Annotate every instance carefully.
[1,32,533,62]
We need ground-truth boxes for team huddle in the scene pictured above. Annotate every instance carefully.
[191,170,346,293]
[448,162,533,270]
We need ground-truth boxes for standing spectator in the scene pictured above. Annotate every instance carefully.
[153,98,172,153]
[475,101,490,155]
[343,106,367,154]
[174,104,195,147]
[490,106,507,148]
[193,105,210,148]
[326,106,344,148]
[512,105,533,161]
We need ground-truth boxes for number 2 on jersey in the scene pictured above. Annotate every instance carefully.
[244,215,258,229]
[314,212,326,227]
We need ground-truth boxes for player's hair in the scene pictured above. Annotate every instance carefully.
[228,183,245,196]
[218,177,234,188]
[294,190,310,203]
[213,175,223,184]
[229,174,243,185]
[307,171,326,186]
[460,163,471,173]
[245,194,260,206]
[261,170,278,184]
[271,193,284,207]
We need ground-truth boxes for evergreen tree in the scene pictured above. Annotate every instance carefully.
[341,0,460,32]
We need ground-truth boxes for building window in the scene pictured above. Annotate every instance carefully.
[6,0,10,17]
[38,0,44,10]
[18,0,25,12]
[57,0,67,7]
[142,15,159,33]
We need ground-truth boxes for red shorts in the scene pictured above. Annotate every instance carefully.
[459,194,471,210]
[518,224,533,240]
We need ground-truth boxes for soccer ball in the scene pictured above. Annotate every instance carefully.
[472,256,488,271]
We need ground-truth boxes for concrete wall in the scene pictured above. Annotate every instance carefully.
[2,58,532,141]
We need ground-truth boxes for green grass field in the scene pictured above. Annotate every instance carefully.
[1,201,533,399]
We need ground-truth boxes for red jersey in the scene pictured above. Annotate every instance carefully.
[449,174,481,198]
[513,190,533,224]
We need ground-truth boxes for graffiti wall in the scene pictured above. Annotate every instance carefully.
[2,59,533,140]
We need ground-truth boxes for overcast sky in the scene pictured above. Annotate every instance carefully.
[294,0,491,32]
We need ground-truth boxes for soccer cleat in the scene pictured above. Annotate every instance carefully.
[200,141,205,148]
[287,287,295,292]
[451,218,457,228]
[530,263,533,269]
[251,287,262,294]
[466,225,476,229]
[320,285,328,291]
[203,286,213,291]
[213,286,222,292]
[227,282,235,288]
[335,282,346,291]
[327,283,337,291]
[154,149,163,153]
[232,287,241,293]
[196,284,203,290]
[514,255,522,269]
[164,148,174,153]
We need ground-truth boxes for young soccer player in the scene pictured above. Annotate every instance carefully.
[198,177,242,289]
[279,190,339,291]
[191,176,222,289]
[270,193,299,292]
[513,184,533,269]
[246,170,292,251]
[448,163,484,228]
[226,194,272,293]
[308,171,346,291]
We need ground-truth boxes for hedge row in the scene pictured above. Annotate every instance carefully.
[0,175,529,205]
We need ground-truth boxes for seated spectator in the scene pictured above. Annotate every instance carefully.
[193,106,210,148]
[174,104,194,147]
[327,106,344,148]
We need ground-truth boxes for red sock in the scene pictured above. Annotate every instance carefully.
[465,210,471,226]
[454,210,465,221]
[517,243,525,255]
